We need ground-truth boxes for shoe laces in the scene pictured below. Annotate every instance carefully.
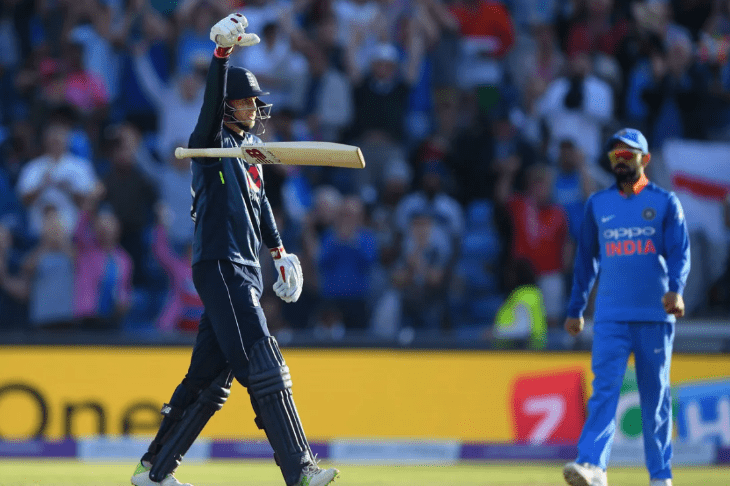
[302,454,325,474]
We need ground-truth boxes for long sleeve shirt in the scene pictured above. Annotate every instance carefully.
[73,211,133,319]
[567,180,690,323]
[189,54,282,267]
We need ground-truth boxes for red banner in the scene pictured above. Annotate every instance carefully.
[511,368,586,444]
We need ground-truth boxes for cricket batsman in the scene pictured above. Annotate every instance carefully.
[130,13,339,486]
[562,128,690,486]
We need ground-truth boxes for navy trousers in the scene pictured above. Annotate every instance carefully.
[184,259,270,389]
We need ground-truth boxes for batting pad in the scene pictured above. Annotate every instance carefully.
[149,370,234,481]
[248,336,314,485]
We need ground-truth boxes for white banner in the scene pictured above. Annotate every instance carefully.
[662,139,730,244]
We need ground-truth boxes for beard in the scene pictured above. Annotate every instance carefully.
[613,163,638,185]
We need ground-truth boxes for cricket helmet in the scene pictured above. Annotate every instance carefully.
[224,67,272,131]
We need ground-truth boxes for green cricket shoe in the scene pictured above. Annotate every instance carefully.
[297,464,340,486]
[130,462,193,486]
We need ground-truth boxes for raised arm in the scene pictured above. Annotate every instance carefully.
[132,46,169,108]
[188,13,260,150]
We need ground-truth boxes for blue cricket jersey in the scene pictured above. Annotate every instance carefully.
[188,54,281,267]
[567,180,690,323]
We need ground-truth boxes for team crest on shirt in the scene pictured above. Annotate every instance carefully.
[642,207,656,221]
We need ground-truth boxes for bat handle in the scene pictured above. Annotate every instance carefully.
[175,147,187,159]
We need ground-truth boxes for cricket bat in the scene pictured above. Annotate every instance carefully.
[175,142,365,169]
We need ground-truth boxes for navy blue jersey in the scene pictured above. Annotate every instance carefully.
[189,55,281,267]
[567,181,690,323]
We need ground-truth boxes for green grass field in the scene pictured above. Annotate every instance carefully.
[0,460,727,486]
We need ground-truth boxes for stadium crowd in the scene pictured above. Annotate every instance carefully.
[0,0,729,346]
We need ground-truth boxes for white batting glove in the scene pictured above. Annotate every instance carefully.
[210,13,260,48]
[271,247,303,303]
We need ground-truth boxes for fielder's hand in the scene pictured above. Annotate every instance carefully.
[662,291,685,318]
[271,247,303,303]
[564,316,584,337]
[210,13,260,48]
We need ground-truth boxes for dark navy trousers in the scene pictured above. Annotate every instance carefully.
[184,259,270,389]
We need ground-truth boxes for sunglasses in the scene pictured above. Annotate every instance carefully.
[608,148,643,165]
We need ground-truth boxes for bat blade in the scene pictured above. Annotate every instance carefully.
[175,142,365,169]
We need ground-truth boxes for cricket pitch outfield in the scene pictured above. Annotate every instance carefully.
[1,460,727,485]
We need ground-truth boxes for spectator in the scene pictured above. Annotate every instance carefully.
[295,185,343,329]
[450,0,515,89]
[490,258,547,350]
[317,196,378,334]
[101,124,158,285]
[173,0,225,75]
[350,44,409,144]
[537,51,614,164]
[0,118,38,183]
[0,222,28,330]
[508,22,565,94]
[48,104,93,162]
[132,42,204,158]
[235,0,281,39]
[66,0,122,104]
[700,0,730,140]
[367,161,411,338]
[507,0,567,34]
[487,103,540,194]
[449,199,504,339]
[672,0,715,41]
[509,74,548,152]
[16,122,97,239]
[150,206,202,333]
[21,206,75,330]
[291,45,353,143]
[435,89,493,205]
[553,139,596,241]
[310,13,348,73]
[333,0,382,73]
[565,0,629,57]
[0,0,22,126]
[637,34,710,147]
[233,21,308,111]
[138,140,194,250]
[389,210,451,333]
[498,163,570,328]
[0,166,24,233]
[117,4,174,132]
[73,192,133,330]
[394,159,464,245]
[371,160,411,268]
[41,41,109,119]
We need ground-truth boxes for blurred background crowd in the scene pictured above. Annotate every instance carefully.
[0,0,729,348]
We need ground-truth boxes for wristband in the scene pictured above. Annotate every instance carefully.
[214,46,233,58]
[270,247,285,260]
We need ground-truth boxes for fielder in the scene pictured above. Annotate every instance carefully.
[130,13,338,486]
[562,128,690,486]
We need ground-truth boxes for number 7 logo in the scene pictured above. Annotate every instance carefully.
[511,368,586,444]
[522,394,566,444]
